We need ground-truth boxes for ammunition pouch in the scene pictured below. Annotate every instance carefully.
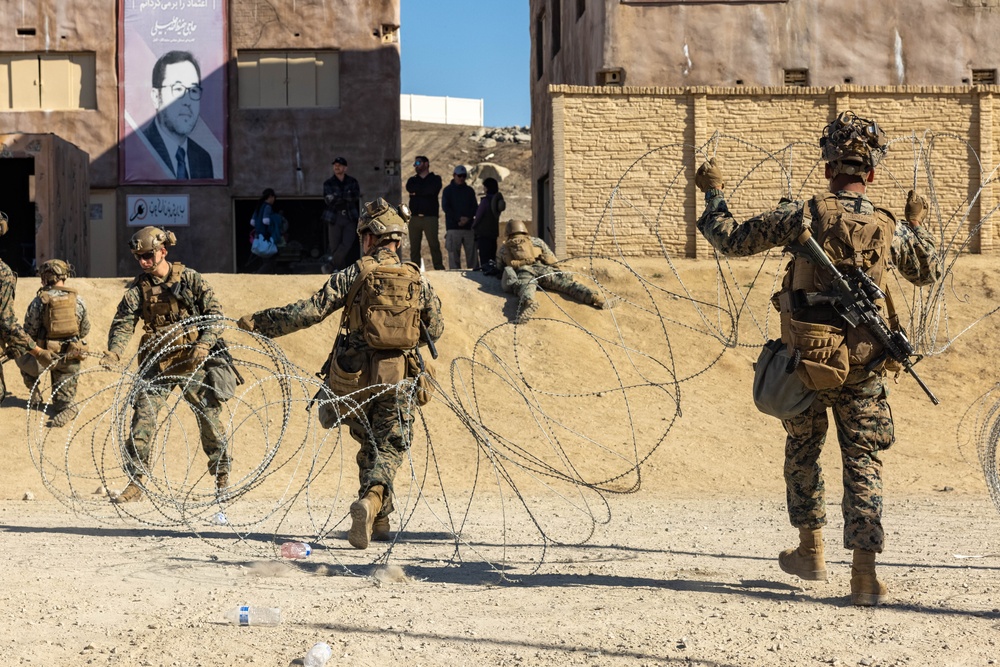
[786,318,850,390]
[138,326,200,375]
[406,350,435,406]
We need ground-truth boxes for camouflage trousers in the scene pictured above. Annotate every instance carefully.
[20,358,81,410]
[124,368,229,477]
[501,265,598,309]
[781,369,893,552]
[346,388,414,519]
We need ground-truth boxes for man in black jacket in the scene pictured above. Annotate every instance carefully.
[322,157,362,270]
[441,165,478,269]
[405,156,444,270]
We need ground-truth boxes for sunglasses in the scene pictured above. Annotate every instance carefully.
[413,161,423,167]
[136,251,156,261]
[455,174,466,178]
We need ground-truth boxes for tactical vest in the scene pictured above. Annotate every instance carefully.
[346,255,423,350]
[40,286,79,340]
[504,234,541,264]
[136,263,200,371]
[776,193,898,376]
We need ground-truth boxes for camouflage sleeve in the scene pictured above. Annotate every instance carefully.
[107,285,143,356]
[536,238,559,264]
[420,279,444,344]
[185,270,223,348]
[22,296,44,343]
[253,263,360,338]
[697,192,806,257]
[76,296,91,340]
[890,222,942,286]
[0,264,35,356]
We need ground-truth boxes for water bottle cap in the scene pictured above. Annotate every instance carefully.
[303,544,312,556]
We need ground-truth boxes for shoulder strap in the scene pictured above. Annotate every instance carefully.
[337,257,380,332]
[167,262,185,286]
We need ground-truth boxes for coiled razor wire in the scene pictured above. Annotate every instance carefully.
[24,129,1000,578]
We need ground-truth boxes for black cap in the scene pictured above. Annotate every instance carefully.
[332,156,348,166]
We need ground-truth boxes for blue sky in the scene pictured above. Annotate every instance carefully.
[400,1,531,128]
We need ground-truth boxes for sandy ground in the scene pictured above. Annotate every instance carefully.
[1,255,1000,666]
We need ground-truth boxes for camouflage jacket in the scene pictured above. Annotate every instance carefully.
[24,288,91,344]
[107,266,223,356]
[252,247,444,352]
[0,259,36,357]
[496,236,560,278]
[697,189,942,286]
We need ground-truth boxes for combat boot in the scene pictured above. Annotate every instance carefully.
[348,485,384,549]
[590,294,606,309]
[516,299,539,324]
[49,405,78,428]
[113,475,146,504]
[850,549,888,606]
[371,515,391,542]
[778,526,827,581]
[215,472,229,495]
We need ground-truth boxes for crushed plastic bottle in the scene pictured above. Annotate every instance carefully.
[223,605,281,626]
[280,542,312,559]
[209,511,228,526]
[304,642,333,667]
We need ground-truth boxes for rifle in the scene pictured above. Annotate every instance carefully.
[794,228,938,405]
[419,320,438,360]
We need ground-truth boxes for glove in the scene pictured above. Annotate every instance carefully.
[237,315,256,332]
[905,189,927,226]
[509,259,529,270]
[539,253,558,266]
[190,343,211,364]
[695,158,725,192]
[33,347,56,369]
[100,350,120,370]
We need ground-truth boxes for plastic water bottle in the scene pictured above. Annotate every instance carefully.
[304,642,333,667]
[280,542,312,559]
[223,606,281,626]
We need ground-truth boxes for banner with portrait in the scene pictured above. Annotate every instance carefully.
[119,0,228,184]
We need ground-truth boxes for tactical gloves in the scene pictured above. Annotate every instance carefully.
[905,190,928,226]
[100,350,120,369]
[32,347,56,369]
[190,343,211,364]
[695,158,725,192]
[237,315,256,332]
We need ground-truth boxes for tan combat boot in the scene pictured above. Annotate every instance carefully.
[49,405,78,428]
[348,485,384,549]
[590,294,606,309]
[778,526,828,581]
[215,472,229,495]
[113,475,146,504]
[850,549,888,606]
[516,299,539,324]
[371,515,391,542]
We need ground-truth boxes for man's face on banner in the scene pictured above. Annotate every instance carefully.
[152,60,202,139]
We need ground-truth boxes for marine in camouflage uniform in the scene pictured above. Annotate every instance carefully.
[496,220,605,322]
[19,260,91,426]
[0,211,56,403]
[104,226,229,503]
[695,111,941,606]
[239,197,444,549]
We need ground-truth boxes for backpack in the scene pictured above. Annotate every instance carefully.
[40,286,79,339]
[348,255,423,350]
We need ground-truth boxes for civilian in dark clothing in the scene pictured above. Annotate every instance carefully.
[322,156,362,270]
[473,177,505,269]
[441,165,479,269]
[405,155,444,269]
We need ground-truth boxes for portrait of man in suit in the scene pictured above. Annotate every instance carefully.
[142,50,216,180]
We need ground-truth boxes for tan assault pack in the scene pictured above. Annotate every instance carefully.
[504,235,542,264]
[347,255,423,350]
[775,193,898,390]
[40,286,79,340]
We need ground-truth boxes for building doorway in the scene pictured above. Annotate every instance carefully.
[0,158,36,276]
[233,197,329,273]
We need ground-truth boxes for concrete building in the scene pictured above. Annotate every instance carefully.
[530,0,1000,257]
[0,0,402,276]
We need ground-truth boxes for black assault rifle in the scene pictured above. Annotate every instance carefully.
[795,228,939,405]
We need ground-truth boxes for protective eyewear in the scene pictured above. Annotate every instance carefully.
[136,251,156,261]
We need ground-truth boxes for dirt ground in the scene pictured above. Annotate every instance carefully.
[2,254,1000,667]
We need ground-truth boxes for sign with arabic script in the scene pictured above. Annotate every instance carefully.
[126,195,191,227]
[119,0,228,185]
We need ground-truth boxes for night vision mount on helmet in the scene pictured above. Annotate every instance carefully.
[819,111,888,174]
[129,226,177,255]
[357,198,409,244]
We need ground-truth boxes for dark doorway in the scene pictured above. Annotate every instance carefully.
[0,158,37,277]
[234,197,332,273]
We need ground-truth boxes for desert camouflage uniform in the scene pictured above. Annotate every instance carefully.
[251,246,444,517]
[698,189,941,552]
[21,288,91,411]
[496,236,599,313]
[107,267,229,477]
[0,260,36,400]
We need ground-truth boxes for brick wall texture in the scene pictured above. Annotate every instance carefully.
[551,85,1000,258]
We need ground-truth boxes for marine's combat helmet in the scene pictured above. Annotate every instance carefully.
[129,226,177,256]
[505,220,529,237]
[0,210,8,238]
[40,259,73,286]
[357,197,410,245]
[819,111,888,175]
